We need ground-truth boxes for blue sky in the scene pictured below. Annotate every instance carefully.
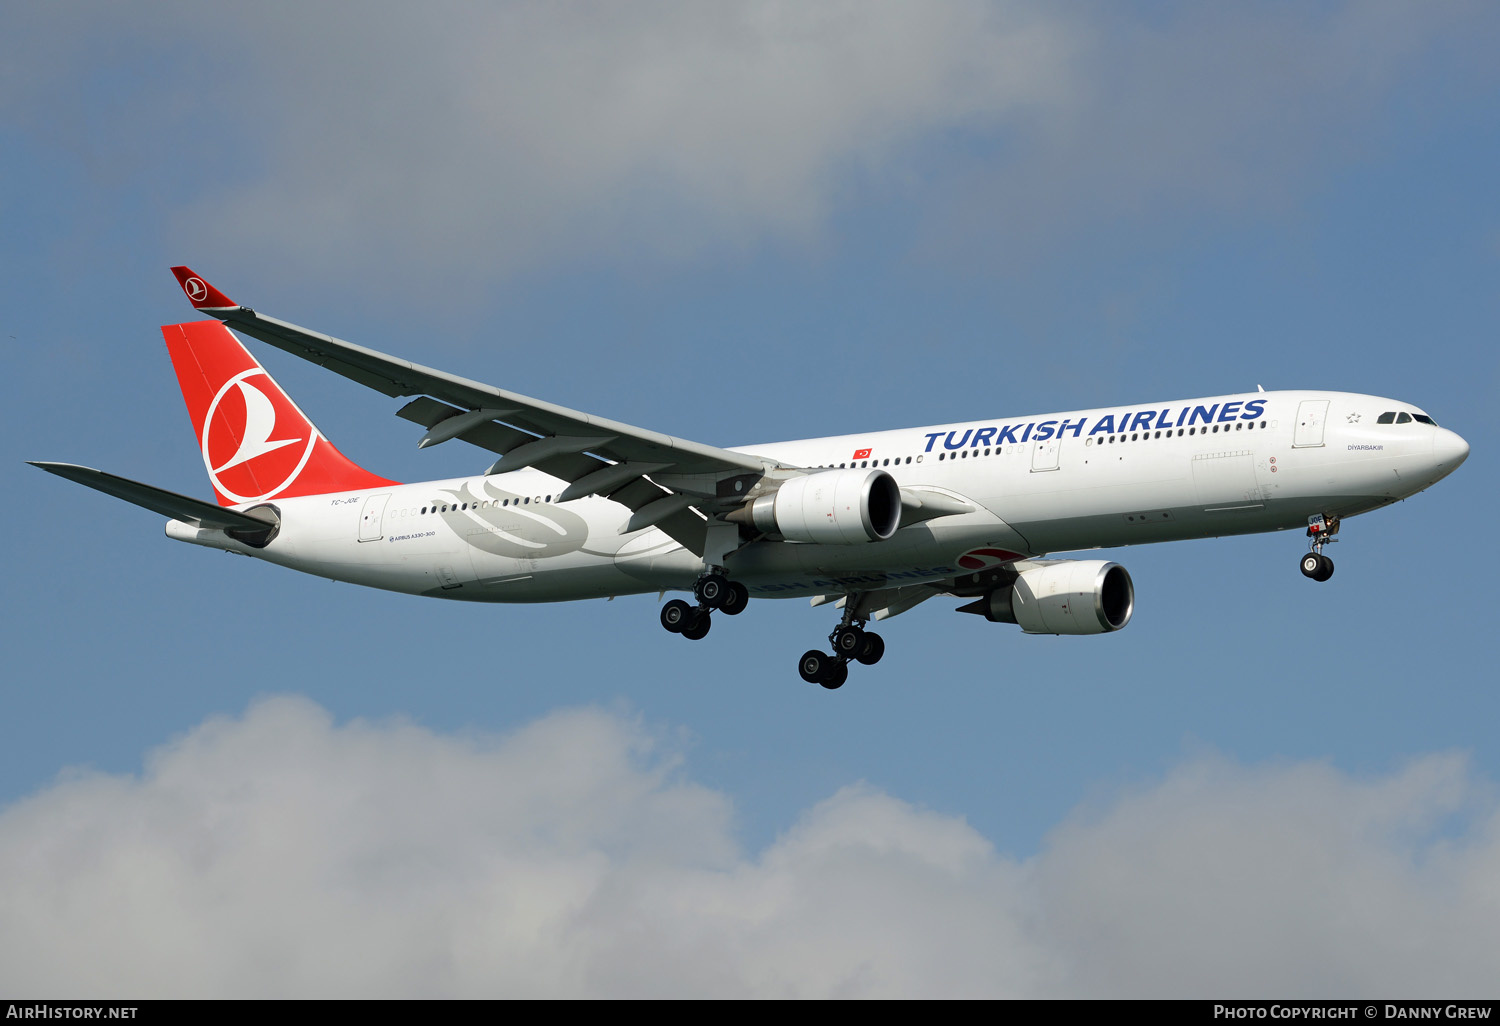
[2,2,1498,997]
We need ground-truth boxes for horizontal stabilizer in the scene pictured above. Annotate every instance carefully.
[28,462,277,532]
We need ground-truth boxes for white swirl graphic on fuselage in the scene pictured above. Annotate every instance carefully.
[202,370,318,503]
[435,481,590,559]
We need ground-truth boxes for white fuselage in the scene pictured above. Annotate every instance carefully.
[166,390,1468,603]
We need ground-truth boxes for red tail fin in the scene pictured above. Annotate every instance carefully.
[162,321,398,505]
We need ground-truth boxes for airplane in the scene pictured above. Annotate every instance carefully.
[31,267,1470,689]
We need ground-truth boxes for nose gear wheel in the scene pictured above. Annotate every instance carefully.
[1300,514,1340,582]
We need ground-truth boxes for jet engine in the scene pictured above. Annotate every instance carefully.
[736,468,902,544]
[962,560,1133,635]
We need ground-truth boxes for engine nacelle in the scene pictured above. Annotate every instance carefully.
[970,560,1134,635]
[743,468,901,544]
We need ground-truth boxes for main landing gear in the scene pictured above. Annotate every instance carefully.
[660,570,749,642]
[659,575,888,691]
[1300,513,1339,582]
[797,614,885,690]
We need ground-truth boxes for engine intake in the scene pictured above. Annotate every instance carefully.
[739,468,901,544]
[964,560,1133,635]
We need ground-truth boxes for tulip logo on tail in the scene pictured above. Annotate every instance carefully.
[202,370,319,503]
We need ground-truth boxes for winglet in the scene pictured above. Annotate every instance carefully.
[170,266,237,310]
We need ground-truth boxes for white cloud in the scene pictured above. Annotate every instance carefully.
[5,2,1491,291]
[173,1,1073,287]
[3,696,1498,997]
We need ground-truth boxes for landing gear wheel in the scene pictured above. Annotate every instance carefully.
[820,660,848,690]
[832,626,865,658]
[680,612,712,640]
[660,599,694,633]
[799,650,833,684]
[718,581,750,616]
[1300,553,1334,582]
[695,573,729,609]
[854,631,885,666]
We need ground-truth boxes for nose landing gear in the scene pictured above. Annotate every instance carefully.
[1300,514,1339,582]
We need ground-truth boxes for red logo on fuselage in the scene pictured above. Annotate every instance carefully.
[956,547,1024,571]
[853,448,872,460]
[202,370,317,503]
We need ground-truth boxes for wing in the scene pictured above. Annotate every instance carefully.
[170,267,793,555]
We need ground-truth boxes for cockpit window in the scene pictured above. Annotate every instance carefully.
[1377,412,1396,424]
[1396,412,1412,424]
[1413,414,1437,426]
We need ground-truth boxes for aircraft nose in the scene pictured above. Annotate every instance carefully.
[1432,427,1469,469]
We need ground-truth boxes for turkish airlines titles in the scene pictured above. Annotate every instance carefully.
[920,398,1269,452]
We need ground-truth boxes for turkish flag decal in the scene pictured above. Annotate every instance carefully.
[852,448,872,460]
